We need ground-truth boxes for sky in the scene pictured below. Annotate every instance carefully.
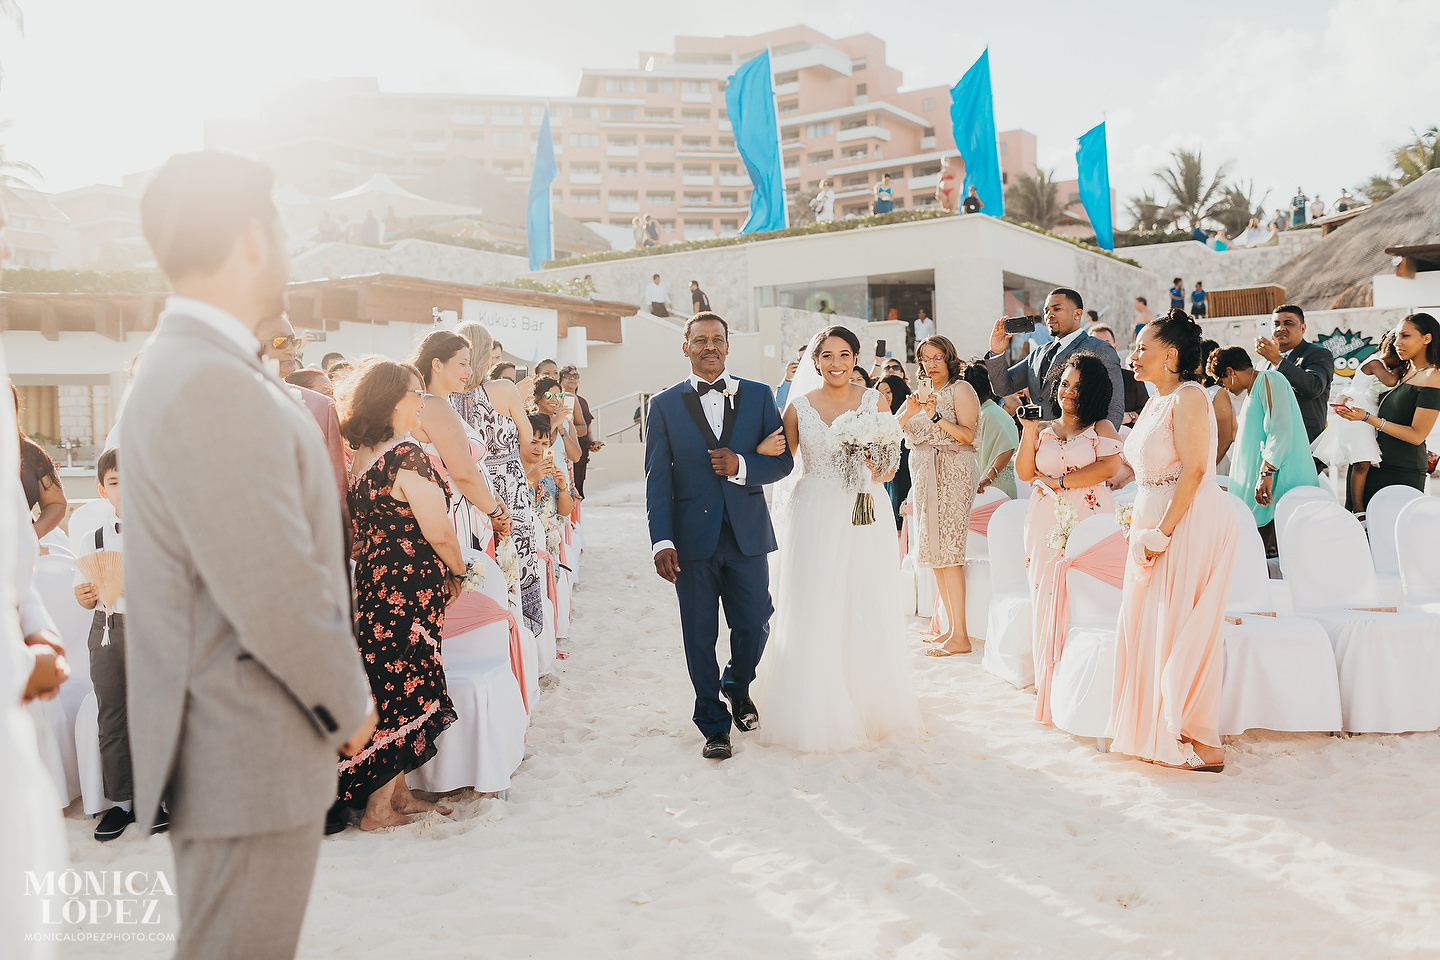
[2,0,1439,221]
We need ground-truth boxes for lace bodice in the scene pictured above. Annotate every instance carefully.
[793,388,886,486]
[1124,381,1216,485]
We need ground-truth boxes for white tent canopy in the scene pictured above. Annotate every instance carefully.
[321,174,481,222]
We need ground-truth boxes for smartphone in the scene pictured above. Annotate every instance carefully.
[915,377,932,402]
[1256,315,1275,341]
[514,365,528,381]
[1004,315,1042,335]
[563,392,577,413]
[875,339,886,357]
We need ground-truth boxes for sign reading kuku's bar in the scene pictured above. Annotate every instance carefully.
[462,298,558,362]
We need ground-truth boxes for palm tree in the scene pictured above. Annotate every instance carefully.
[1004,169,1060,231]
[1153,148,1229,231]
[1124,190,1170,232]
[1356,126,1440,203]
[1210,179,1270,238]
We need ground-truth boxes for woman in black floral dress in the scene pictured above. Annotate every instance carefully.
[336,359,464,831]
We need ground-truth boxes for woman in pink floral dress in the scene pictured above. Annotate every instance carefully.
[1015,354,1123,724]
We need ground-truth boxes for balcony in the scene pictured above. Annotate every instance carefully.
[451,110,484,126]
[718,119,732,132]
[771,44,853,77]
[921,136,936,150]
[568,171,602,184]
[606,144,639,157]
[608,198,640,213]
[491,114,523,126]
[773,81,799,97]
[837,125,891,143]
[783,166,800,180]
[719,174,750,187]
[412,139,447,153]
[681,174,715,186]
[908,174,939,191]
[680,90,714,104]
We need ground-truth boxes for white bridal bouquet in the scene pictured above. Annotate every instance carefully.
[830,408,904,525]
[459,558,486,593]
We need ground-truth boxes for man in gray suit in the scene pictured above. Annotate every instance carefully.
[123,152,376,960]
[984,287,1125,427]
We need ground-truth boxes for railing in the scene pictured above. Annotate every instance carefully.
[592,389,651,443]
[1208,284,1286,319]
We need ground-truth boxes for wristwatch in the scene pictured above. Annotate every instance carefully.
[930,412,943,423]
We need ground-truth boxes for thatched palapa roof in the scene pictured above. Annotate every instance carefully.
[1263,169,1440,310]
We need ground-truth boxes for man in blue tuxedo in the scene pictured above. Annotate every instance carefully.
[645,312,793,760]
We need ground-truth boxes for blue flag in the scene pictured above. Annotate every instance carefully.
[1076,122,1114,251]
[527,106,558,270]
[948,49,1004,217]
[726,50,787,233]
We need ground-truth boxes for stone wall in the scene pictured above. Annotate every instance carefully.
[545,246,753,331]
[1123,231,1322,313]
[289,239,529,286]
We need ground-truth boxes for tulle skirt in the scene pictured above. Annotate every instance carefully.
[753,477,922,753]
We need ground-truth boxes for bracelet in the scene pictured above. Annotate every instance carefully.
[1378,418,1387,432]
[1363,412,1372,423]
[1059,475,1066,490]
[930,412,943,423]
[488,505,507,518]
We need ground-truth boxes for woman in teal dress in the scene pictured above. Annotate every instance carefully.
[1336,313,1440,507]
[964,361,1019,497]
[1209,346,1319,545]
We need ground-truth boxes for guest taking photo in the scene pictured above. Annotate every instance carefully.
[1014,354,1122,724]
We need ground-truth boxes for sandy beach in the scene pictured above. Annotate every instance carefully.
[59,486,1440,958]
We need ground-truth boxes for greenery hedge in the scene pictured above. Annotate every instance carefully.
[1,269,170,294]
[541,209,1141,270]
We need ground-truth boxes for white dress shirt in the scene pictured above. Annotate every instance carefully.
[163,296,260,355]
[912,315,936,342]
[644,281,672,308]
[651,371,748,557]
[73,519,124,615]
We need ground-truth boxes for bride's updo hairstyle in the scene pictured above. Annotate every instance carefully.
[810,324,861,364]
[1147,308,1206,381]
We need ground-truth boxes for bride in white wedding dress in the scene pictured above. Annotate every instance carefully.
[753,326,922,753]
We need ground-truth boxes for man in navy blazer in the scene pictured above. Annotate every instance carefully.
[645,312,793,760]
[984,287,1125,428]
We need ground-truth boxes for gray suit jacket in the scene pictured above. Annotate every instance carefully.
[985,330,1125,427]
[122,311,370,839]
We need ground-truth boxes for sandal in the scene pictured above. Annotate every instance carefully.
[925,642,973,658]
[1173,747,1224,773]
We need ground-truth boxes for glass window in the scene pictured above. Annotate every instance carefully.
[646,135,674,148]
[568,133,600,147]
[608,163,637,176]
[454,130,484,143]
[804,121,833,139]
[683,193,712,205]
[851,58,867,71]
[607,106,637,121]
[681,109,710,122]
[491,104,522,119]
[572,191,600,204]
[645,79,673,94]
[644,108,673,121]
[646,191,674,204]
[682,137,711,150]
[681,81,710,94]
[682,165,711,177]
[570,106,595,120]
[646,163,674,176]
[778,100,799,114]
[604,78,636,93]
[570,162,600,175]
[607,135,637,146]
[922,97,935,113]
[855,83,867,96]
[808,150,833,165]
[493,131,523,146]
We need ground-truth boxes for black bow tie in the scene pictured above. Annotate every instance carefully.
[696,378,727,396]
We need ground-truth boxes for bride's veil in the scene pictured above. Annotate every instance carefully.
[770,331,825,530]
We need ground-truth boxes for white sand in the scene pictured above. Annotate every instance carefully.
[59,486,1440,958]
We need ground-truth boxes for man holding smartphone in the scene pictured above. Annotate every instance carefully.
[984,288,1124,427]
[1254,303,1333,444]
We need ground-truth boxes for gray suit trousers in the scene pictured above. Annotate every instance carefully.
[172,818,323,960]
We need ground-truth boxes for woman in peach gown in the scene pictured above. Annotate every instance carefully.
[1015,355,1123,724]
[1108,311,1238,772]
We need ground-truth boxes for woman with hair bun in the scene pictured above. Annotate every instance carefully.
[1108,310,1238,773]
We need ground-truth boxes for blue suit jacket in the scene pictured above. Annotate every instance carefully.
[644,377,794,562]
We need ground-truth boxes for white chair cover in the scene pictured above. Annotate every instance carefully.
[1397,497,1440,606]
[411,552,529,794]
[981,500,1035,688]
[66,499,116,555]
[1217,493,1342,735]
[1049,515,1123,739]
[1366,485,1423,604]
[960,488,1008,642]
[1282,499,1440,733]
[897,554,917,616]
[914,566,937,619]
[74,691,116,815]
[1274,484,1335,555]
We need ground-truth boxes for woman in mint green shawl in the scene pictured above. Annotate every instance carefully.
[1209,346,1320,535]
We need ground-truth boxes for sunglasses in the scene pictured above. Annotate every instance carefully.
[541,391,564,400]
[270,335,301,350]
